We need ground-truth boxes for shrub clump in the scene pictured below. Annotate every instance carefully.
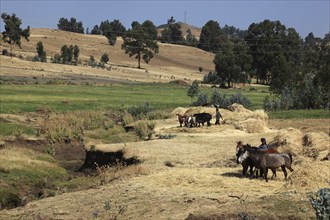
[191,90,252,109]
[309,188,330,220]
[134,120,155,140]
[127,102,153,118]
[158,134,176,139]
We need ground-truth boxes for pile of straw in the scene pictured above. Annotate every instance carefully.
[271,128,329,160]
[234,118,268,133]
[270,128,304,155]
[285,157,330,189]
[302,132,330,160]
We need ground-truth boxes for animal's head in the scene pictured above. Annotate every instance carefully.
[236,141,244,151]
[187,116,196,127]
[237,149,249,164]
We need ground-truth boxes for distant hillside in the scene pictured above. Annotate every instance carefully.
[157,22,202,40]
[0,28,214,84]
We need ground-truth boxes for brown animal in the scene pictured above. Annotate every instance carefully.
[176,113,189,127]
[236,141,278,179]
[238,146,294,182]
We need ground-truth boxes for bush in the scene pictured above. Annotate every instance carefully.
[122,114,135,127]
[51,53,61,64]
[309,188,330,220]
[38,111,107,143]
[127,102,153,118]
[101,53,109,63]
[210,90,229,108]
[191,93,208,106]
[203,71,222,84]
[210,91,251,109]
[159,134,176,139]
[229,93,252,108]
[134,120,155,140]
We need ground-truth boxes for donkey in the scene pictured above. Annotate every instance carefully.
[236,142,277,179]
[238,147,294,182]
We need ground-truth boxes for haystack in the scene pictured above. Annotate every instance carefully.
[171,107,189,116]
[284,157,330,189]
[183,107,216,117]
[234,118,268,133]
[302,132,330,159]
[270,128,304,155]
[227,103,253,113]
[225,104,268,123]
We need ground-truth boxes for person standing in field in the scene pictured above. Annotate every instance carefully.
[215,107,223,125]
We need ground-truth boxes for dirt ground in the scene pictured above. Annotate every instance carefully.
[0,115,329,220]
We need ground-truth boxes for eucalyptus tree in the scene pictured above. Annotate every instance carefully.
[245,19,302,90]
[198,20,223,53]
[1,13,30,57]
[160,16,184,44]
[121,21,159,68]
[57,17,84,33]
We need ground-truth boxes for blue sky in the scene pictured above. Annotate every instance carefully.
[1,0,329,38]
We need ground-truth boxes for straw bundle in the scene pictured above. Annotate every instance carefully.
[302,132,330,159]
[285,157,330,189]
[234,118,268,133]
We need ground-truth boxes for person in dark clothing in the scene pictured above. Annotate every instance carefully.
[258,138,269,150]
[215,108,223,125]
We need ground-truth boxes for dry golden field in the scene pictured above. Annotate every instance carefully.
[1,28,214,84]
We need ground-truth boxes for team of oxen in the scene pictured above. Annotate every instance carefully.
[176,112,212,128]
[235,141,294,182]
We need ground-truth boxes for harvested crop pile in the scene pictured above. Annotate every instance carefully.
[302,132,330,160]
[270,128,304,155]
[271,129,330,189]
[234,118,268,133]
[285,157,330,189]
[183,106,216,117]
[271,128,330,160]
[172,107,189,116]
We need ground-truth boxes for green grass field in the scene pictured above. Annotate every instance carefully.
[0,83,267,112]
[0,83,328,119]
